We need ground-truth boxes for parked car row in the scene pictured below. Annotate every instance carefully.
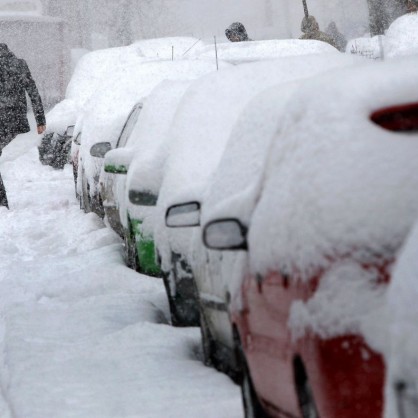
[49,35,418,417]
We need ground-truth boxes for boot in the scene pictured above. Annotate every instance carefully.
[0,172,9,209]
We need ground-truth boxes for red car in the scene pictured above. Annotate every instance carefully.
[202,57,418,418]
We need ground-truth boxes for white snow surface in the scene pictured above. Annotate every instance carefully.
[196,39,339,64]
[385,13,418,58]
[0,127,241,417]
[384,219,418,418]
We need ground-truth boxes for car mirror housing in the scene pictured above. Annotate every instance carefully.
[90,142,112,158]
[129,190,158,206]
[73,132,81,146]
[103,148,133,174]
[165,201,201,228]
[203,218,248,251]
[65,125,75,137]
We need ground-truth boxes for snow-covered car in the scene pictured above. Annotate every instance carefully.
[101,78,219,276]
[384,12,418,58]
[180,52,363,378]
[202,56,418,417]
[155,49,348,328]
[77,59,221,218]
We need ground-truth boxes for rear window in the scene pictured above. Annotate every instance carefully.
[371,102,418,132]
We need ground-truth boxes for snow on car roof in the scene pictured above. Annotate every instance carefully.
[80,59,226,191]
[249,55,418,280]
[133,37,207,59]
[384,13,418,58]
[126,79,194,196]
[195,39,339,64]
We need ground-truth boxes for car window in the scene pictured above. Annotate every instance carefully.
[116,103,143,148]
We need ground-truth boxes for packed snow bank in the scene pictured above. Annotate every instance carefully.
[384,220,418,418]
[385,13,418,58]
[0,130,242,417]
[196,39,339,64]
[249,55,418,279]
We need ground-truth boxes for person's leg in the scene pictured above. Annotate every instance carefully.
[0,172,9,209]
[0,133,15,209]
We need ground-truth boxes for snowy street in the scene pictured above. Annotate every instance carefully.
[0,126,242,418]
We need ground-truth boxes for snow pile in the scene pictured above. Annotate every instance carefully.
[196,39,339,64]
[154,53,361,272]
[385,13,418,58]
[346,35,384,60]
[384,220,418,418]
[248,56,418,352]
[0,127,242,417]
[80,59,225,195]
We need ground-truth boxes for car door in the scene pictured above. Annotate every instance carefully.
[102,103,143,235]
[243,270,301,416]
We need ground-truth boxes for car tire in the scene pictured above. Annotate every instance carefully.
[199,308,216,367]
[81,174,91,214]
[295,358,320,418]
[235,332,268,418]
[124,228,139,272]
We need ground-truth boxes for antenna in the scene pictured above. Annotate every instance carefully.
[172,46,174,61]
[182,38,202,56]
[302,0,309,18]
[214,36,219,71]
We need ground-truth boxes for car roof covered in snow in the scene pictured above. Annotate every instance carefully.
[384,13,418,58]
[195,39,339,64]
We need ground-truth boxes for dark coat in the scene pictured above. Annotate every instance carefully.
[0,44,45,137]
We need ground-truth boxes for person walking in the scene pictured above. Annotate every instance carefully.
[0,43,46,208]
[225,22,252,42]
[299,15,338,49]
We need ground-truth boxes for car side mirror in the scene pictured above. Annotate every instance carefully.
[73,132,81,146]
[129,190,158,206]
[90,142,112,158]
[103,148,132,174]
[65,125,75,137]
[203,218,248,251]
[165,202,201,228]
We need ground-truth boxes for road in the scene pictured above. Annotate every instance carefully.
[0,125,242,418]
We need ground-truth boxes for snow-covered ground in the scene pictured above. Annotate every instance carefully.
[0,123,242,417]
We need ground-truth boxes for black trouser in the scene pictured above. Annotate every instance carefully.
[0,133,16,209]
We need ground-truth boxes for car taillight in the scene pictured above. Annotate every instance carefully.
[371,102,418,132]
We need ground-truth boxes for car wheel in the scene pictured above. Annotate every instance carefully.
[294,358,320,418]
[235,332,268,418]
[124,228,139,272]
[199,308,216,367]
[81,175,91,214]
